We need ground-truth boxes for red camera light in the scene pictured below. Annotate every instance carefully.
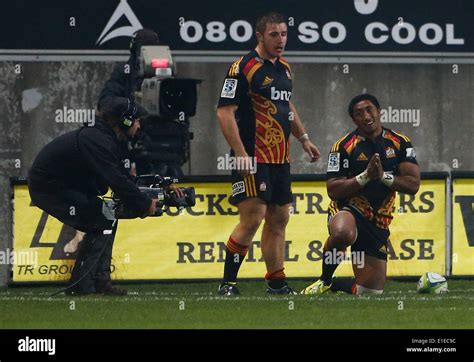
[151,58,169,68]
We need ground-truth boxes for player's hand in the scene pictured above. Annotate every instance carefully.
[236,152,254,177]
[367,153,383,180]
[130,163,137,177]
[373,154,384,180]
[168,184,185,198]
[302,140,321,162]
[148,199,159,216]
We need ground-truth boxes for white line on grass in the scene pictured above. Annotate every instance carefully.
[3,288,474,298]
[0,295,473,303]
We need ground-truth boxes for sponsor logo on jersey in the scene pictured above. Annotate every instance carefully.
[221,79,238,98]
[327,152,340,172]
[357,152,368,161]
[261,76,273,87]
[259,182,267,192]
[406,147,416,158]
[270,87,292,101]
[232,181,245,196]
[385,147,396,158]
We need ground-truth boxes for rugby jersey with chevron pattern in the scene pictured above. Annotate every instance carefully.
[218,49,293,164]
[327,127,418,229]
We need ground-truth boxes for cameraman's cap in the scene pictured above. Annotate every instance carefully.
[134,28,159,46]
[130,28,159,53]
[102,97,148,120]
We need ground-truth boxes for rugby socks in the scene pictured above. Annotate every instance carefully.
[330,277,357,294]
[321,255,339,285]
[321,239,346,285]
[222,237,248,283]
[265,268,286,289]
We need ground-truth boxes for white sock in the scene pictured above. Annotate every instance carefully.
[356,284,383,295]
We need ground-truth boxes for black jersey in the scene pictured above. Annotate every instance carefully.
[217,49,293,164]
[327,127,418,229]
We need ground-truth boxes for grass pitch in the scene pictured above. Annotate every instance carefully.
[0,279,473,329]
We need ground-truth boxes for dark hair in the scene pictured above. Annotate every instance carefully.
[255,12,287,34]
[96,109,121,127]
[348,94,381,117]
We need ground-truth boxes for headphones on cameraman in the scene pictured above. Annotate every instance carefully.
[119,99,137,129]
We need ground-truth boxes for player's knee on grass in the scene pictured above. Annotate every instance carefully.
[353,254,387,291]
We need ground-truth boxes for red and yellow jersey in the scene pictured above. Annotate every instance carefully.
[218,49,293,164]
[326,128,418,229]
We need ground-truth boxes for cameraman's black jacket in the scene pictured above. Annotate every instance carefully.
[28,118,151,217]
[97,54,142,110]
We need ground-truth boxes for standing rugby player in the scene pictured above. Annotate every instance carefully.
[217,12,320,295]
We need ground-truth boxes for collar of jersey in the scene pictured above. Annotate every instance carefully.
[252,49,282,66]
[355,127,388,142]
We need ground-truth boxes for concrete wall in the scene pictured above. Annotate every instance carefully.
[2,61,473,177]
[178,62,474,174]
[0,59,473,285]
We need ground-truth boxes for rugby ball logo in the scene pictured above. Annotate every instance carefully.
[417,272,448,294]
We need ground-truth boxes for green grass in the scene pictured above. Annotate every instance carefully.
[0,279,473,329]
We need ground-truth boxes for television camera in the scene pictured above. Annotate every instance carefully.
[133,46,201,177]
[105,174,196,219]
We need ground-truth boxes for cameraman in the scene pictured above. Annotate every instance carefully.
[97,28,159,108]
[28,97,161,296]
[59,30,161,257]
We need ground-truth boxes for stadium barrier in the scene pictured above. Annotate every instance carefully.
[11,171,473,282]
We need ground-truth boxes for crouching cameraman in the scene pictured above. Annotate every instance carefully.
[28,97,182,296]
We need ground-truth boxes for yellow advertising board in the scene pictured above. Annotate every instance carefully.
[386,179,445,276]
[452,179,474,275]
[13,179,446,282]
